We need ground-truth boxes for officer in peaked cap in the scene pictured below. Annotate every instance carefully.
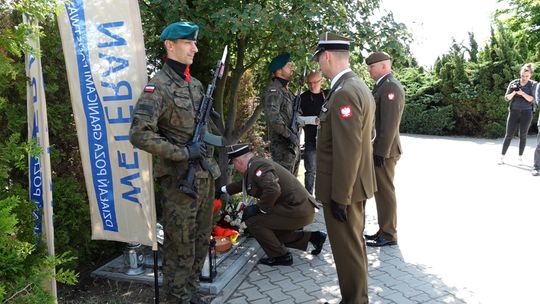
[226,144,250,163]
[261,52,300,174]
[216,144,326,266]
[314,32,376,304]
[364,50,405,250]
[312,32,352,61]
[130,20,223,304]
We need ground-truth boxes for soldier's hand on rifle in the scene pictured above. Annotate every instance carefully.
[186,142,207,160]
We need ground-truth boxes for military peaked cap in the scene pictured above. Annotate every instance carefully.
[313,32,351,60]
[227,144,251,163]
[160,21,199,41]
[365,51,392,65]
[268,53,290,73]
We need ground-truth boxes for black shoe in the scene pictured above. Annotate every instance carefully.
[366,235,397,247]
[310,231,327,255]
[364,231,380,241]
[259,252,293,266]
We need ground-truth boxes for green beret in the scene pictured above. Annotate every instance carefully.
[365,51,392,65]
[268,53,290,73]
[160,22,199,41]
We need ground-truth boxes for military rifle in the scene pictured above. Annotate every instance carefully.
[288,67,307,154]
[179,46,228,199]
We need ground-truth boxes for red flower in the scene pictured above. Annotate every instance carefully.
[213,199,222,214]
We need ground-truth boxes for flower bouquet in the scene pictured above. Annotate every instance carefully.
[211,196,252,252]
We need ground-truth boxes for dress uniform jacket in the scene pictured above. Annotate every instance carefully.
[262,78,299,171]
[315,70,376,304]
[315,71,376,205]
[227,156,318,217]
[373,73,405,158]
[227,156,319,257]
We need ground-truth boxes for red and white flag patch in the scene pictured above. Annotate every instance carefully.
[340,105,352,118]
[255,169,262,177]
[388,92,395,101]
[144,85,156,93]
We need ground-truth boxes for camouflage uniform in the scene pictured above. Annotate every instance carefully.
[129,63,220,303]
[262,78,300,172]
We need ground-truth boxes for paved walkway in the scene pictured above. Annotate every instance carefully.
[223,134,540,304]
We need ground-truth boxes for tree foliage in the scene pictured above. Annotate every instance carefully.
[139,0,412,183]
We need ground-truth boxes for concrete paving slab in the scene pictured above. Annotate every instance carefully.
[222,134,540,304]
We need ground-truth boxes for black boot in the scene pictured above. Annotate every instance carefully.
[309,231,327,255]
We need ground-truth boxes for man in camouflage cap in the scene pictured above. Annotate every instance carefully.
[314,32,376,304]
[129,21,222,304]
[261,53,300,173]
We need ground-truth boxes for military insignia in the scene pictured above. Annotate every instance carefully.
[340,105,352,118]
[388,92,395,101]
[321,102,328,113]
[270,89,277,92]
[255,169,262,177]
[144,85,156,93]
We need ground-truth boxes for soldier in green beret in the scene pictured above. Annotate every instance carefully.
[262,53,300,173]
[364,51,405,248]
[314,32,376,304]
[129,21,222,304]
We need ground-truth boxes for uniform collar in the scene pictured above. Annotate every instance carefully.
[330,68,352,89]
[375,72,392,86]
[166,58,191,83]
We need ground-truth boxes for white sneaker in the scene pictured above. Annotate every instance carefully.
[497,155,505,165]
[532,169,539,176]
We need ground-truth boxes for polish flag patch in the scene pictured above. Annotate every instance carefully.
[255,169,262,177]
[340,105,352,118]
[144,85,156,93]
[388,92,395,101]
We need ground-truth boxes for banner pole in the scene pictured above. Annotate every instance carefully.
[154,249,159,304]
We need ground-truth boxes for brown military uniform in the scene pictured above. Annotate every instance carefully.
[262,78,300,172]
[315,70,376,304]
[373,73,405,242]
[226,156,318,257]
[129,62,219,303]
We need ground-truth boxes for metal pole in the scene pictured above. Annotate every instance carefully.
[154,249,159,304]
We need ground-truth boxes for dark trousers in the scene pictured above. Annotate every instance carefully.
[502,109,533,155]
[323,200,368,304]
[534,130,540,170]
[374,155,400,241]
[303,141,317,195]
[245,212,315,257]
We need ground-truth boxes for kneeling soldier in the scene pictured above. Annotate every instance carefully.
[216,144,326,266]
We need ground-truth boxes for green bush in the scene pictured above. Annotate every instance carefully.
[0,196,78,304]
[401,102,455,135]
